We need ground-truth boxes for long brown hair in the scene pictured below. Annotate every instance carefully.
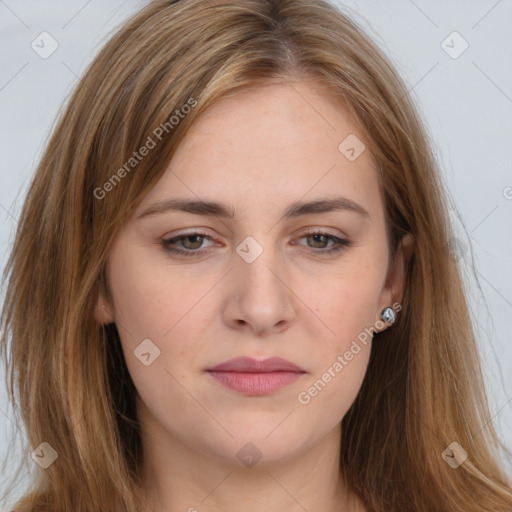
[1,0,511,510]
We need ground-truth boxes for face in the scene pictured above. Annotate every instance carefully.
[96,80,410,469]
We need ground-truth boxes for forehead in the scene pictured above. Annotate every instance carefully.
[137,81,382,222]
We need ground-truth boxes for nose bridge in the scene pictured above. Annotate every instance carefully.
[225,231,295,332]
[235,232,282,290]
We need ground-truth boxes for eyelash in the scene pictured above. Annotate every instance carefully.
[160,229,351,258]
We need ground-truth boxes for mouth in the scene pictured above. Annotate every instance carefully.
[206,356,307,396]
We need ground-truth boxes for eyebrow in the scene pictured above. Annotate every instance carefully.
[136,196,370,221]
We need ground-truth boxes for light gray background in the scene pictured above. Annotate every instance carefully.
[1,0,511,504]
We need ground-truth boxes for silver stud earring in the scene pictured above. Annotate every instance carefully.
[381,307,396,325]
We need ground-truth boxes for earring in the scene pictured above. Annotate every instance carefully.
[381,307,396,325]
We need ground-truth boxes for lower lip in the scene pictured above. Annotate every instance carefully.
[207,371,305,395]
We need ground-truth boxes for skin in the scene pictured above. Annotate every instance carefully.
[95,79,414,512]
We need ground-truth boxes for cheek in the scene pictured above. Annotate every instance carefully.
[294,258,382,411]
[105,245,217,392]
[296,291,374,421]
[301,258,385,343]
[106,242,214,340]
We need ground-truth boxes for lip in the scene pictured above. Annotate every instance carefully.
[206,356,306,396]
[207,356,305,373]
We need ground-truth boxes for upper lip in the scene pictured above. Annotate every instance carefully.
[207,356,306,373]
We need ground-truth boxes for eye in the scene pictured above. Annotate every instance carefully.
[161,231,215,257]
[295,228,351,255]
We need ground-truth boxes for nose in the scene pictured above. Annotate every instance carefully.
[221,242,296,337]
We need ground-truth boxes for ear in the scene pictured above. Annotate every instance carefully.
[375,233,415,331]
[94,292,115,325]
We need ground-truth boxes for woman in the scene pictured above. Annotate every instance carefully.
[1,0,511,511]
